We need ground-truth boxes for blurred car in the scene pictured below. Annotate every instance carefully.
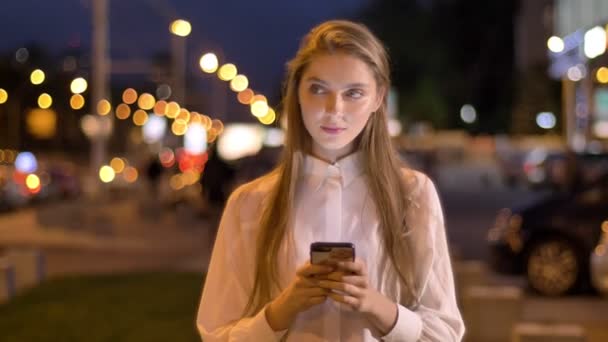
[487,174,608,296]
[591,222,608,296]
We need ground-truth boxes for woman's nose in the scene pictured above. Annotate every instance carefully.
[325,94,344,115]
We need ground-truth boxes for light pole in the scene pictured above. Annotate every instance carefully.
[169,19,191,105]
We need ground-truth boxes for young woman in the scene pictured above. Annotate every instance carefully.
[197,20,464,341]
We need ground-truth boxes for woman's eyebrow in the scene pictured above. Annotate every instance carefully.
[304,76,370,88]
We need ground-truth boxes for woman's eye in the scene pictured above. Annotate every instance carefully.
[309,84,325,95]
[345,89,364,99]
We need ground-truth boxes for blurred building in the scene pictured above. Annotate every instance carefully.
[549,0,608,152]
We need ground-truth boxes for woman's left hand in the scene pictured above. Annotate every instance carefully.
[317,258,398,334]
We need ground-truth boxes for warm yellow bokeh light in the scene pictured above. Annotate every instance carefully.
[597,67,608,84]
[170,19,192,37]
[133,109,148,126]
[189,112,202,124]
[110,157,126,173]
[122,88,138,104]
[27,108,57,138]
[70,94,85,110]
[166,101,181,118]
[199,53,219,73]
[172,120,188,136]
[251,100,269,117]
[200,115,212,130]
[123,166,138,183]
[99,165,115,183]
[25,174,40,190]
[38,93,52,109]
[237,88,254,104]
[0,88,8,104]
[176,108,190,123]
[218,63,237,81]
[182,170,200,185]
[154,100,167,116]
[252,94,267,103]
[97,99,111,115]
[259,108,276,125]
[70,77,88,94]
[230,75,249,92]
[116,104,131,120]
[138,93,156,110]
[170,174,184,190]
[30,69,45,85]
[211,119,224,134]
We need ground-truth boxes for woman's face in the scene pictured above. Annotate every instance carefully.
[298,52,382,163]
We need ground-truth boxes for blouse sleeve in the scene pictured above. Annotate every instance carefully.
[382,174,465,341]
[196,186,288,341]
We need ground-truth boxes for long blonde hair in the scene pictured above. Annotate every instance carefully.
[243,20,417,316]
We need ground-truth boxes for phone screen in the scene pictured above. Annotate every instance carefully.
[310,242,355,265]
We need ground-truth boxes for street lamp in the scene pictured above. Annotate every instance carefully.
[169,19,191,105]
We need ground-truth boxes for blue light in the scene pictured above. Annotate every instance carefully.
[15,152,38,173]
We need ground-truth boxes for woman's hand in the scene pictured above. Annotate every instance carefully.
[265,262,334,331]
[318,258,399,335]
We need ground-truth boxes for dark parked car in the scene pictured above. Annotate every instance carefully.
[487,174,608,296]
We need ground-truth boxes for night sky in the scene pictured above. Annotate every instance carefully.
[0,0,371,121]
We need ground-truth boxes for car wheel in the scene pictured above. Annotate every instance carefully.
[526,238,580,296]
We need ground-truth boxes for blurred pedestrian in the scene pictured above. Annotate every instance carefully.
[197,20,464,341]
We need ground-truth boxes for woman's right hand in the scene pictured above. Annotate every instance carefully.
[265,261,334,331]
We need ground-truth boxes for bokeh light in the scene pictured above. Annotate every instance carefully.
[199,53,219,73]
[176,108,191,123]
[597,67,608,84]
[170,174,184,190]
[122,88,138,104]
[172,120,188,136]
[138,93,156,110]
[166,101,181,118]
[99,165,115,183]
[156,84,172,100]
[15,152,38,173]
[547,36,564,53]
[123,166,138,183]
[25,174,40,190]
[259,108,276,125]
[97,99,111,115]
[0,88,8,104]
[154,100,168,116]
[30,69,45,85]
[70,94,85,110]
[27,108,57,138]
[38,93,52,109]
[116,104,131,120]
[70,77,88,94]
[237,88,254,104]
[170,19,192,37]
[133,109,149,126]
[143,115,167,143]
[218,63,237,81]
[159,148,175,168]
[251,100,269,117]
[230,75,249,92]
[111,157,126,173]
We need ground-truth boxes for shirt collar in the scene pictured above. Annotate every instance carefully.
[298,151,365,190]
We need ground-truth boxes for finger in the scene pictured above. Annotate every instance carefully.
[322,272,367,288]
[340,275,368,288]
[307,296,327,306]
[299,287,332,297]
[297,262,334,277]
[318,280,362,297]
[328,292,360,310]
[337,259,366,275]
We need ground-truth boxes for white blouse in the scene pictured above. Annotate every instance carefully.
[197,152,465,341]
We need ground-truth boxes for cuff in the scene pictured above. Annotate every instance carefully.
[382,304,423,342]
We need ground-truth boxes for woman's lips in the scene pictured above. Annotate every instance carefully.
[321,126,345,135]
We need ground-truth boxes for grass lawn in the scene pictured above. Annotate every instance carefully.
[0,272,206,342]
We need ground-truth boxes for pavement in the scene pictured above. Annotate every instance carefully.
[0,193,216,278]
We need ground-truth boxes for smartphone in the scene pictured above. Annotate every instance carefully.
[310,242,355,265]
